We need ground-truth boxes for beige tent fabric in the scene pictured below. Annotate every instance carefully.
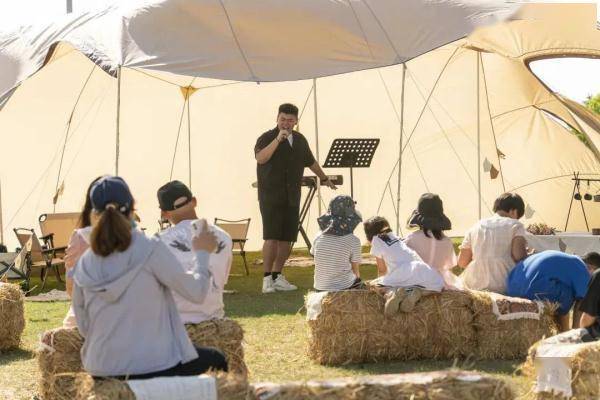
[0,0,518,104]
[1,3,600,250]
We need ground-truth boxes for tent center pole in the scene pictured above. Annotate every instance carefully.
[313,78,322,216]
[476,52,482,219]
[396,63,406,235]
[115,66,122,175]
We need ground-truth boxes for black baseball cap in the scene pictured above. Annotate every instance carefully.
[157,180,193,211]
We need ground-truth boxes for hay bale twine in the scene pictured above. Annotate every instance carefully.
[306,290,476,365]
[470,291,557,359]
[49,372,251,400]
[253,370,515,400]
[185,319,247,377]
[37,327,84,400]
[522,338,600,399]
[0,282,25,351]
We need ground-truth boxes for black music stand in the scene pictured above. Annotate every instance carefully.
[323,138,379,198]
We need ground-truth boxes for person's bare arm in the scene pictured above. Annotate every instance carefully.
[511,236,528,263]
[308,162,337,189]
[351,262,360,279]
[580,312,597,329]
[376,257,387,277]
[457,248,472,268]
[255,130,288,164]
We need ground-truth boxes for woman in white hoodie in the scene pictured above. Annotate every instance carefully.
[70,176,227,379]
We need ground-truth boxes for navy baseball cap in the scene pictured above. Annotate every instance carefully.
[157,180,193,211]
[90,176,134,214]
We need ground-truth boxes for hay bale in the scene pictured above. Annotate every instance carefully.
[48,372,251,400]
[38,319,246,399]
[185,319,247,377]
[306,290,476,365]
[253,370,515,400]
[37,327,85,400]
[0,282,25,351]
[470,291,557,359]
[522,336,600,399]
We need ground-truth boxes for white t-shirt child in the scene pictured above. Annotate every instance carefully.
[159,219,232,323]
[370,233,444,291]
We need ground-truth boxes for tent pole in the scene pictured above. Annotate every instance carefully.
[66,0,72,13]
[396,63,406,235]
[187,96,192,190]
[476,52,482,219]
[115,66,122,175]
[313,78,322,216]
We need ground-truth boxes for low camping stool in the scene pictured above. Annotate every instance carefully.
[38,212,80,256]
[0,282,25,351]
[0,251,27,281]
[214,218,251,276]
[37,319,247,400]
[13,228,64,291]
[522,330,600,399]
[253,370,515,400]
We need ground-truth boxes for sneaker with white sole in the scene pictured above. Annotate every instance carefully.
[273,275,297,291]
[262,276,276,293]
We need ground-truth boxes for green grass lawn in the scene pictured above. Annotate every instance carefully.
[0,248,529,400]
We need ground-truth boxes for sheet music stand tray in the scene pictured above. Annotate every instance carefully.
[323,138,379,198]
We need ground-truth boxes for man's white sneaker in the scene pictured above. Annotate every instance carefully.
[273,275,298,291]
[262,276,276,293]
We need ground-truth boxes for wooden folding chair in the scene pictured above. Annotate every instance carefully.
[214,218,251,276]
[13,228,64,292]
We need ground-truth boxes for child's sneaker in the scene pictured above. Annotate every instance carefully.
[399,287,423,312]
[262,276,276,293]
[384,288,407,317]
[273,274,297,291]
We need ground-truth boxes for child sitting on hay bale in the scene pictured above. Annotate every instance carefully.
[404,193,462,290]
[157,180,233,323]
[69,176,227,379]
[311,195,364,291]
[457,192,529,294]
[363,216,444,316]
[507,251,600,332]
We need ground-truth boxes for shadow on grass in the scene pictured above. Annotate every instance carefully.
[0,348,35,366]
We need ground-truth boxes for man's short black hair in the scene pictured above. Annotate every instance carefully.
[493,192,525,218]
[583,252,600,270]
[278,103,299,117]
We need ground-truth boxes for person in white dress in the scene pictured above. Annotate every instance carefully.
[457,193,529,293]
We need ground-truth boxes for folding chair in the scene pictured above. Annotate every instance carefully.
[0,250,27,282]
[214,218,251,276]
[38,212,80,256]
[13,228,64,292]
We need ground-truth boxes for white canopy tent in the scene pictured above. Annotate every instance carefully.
[2,2,600,251]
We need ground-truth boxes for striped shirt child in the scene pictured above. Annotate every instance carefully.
[311,231,362,291]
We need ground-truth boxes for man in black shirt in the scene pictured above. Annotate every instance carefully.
[579,252,600,340]
[255,103,336,293]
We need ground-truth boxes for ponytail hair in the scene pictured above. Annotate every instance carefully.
[91,203,133,256]
[422,227,444,240]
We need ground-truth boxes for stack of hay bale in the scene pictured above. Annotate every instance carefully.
[49,372,251,400]
[306,289,556,365]
[470,291,557,359]
[37,319,247,400]
[522,332,600,399]
[306,290,475,364]
[252,370,515,400]
[0,283,25,351]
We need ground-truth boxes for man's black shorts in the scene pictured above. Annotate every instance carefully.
[259,202,300,242]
